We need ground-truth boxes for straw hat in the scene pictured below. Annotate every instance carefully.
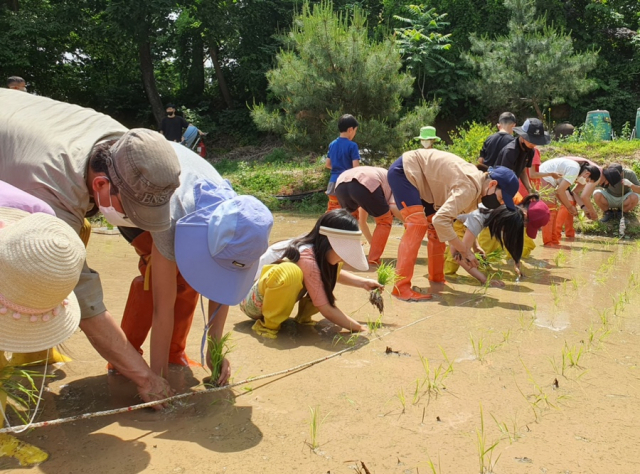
[319,226,368,271]
[0,207,85,353]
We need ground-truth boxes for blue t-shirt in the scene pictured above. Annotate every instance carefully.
[328,137,360,182]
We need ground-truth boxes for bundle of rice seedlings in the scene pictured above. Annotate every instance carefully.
[369,262,402,314]
[206,333,233,387]
[0,364,45,424]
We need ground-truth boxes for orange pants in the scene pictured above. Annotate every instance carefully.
[119,231,199,366]
[556,205,575,238]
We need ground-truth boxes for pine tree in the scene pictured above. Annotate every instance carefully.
[251,1,438,158]
[463,0,598,119]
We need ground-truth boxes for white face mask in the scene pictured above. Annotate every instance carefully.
[95,180,134,227]
[576,176,587,185]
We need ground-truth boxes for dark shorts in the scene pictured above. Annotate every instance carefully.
[335,180,389,217]
[387,156,436,216]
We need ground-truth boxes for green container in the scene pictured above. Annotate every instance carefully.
[634,108,640,140]
[585,110,613,141]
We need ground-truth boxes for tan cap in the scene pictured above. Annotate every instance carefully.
[107,129,181,232]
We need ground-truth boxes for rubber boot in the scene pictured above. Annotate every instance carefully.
[327,195,341,212]
[294,295,320,326]
[252,263,305,338]
[522,233,536,258]
[426,215,446,284]
[542,208,560,245]
[367,211,393,265]
[391,205,432,301]
[556,205,575,238]
[9,348,71,366]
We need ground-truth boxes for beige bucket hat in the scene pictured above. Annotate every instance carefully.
[0,208,85,353]
[319,226,368,271]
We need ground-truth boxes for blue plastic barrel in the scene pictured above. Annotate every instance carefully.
[585,110,613,141]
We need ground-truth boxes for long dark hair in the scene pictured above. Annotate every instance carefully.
[578,162,601,182]
[280,209,359,307]
[480,206,525,264]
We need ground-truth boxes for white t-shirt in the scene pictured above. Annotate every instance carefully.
[540,158,581,188]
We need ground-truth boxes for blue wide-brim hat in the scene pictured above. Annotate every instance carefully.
[175,179,273,306]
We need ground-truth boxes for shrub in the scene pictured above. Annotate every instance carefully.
[436,122,494,162]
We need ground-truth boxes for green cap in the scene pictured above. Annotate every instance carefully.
[415,126,441,142]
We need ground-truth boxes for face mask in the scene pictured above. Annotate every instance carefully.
[95,180,134,227]
[481,192,502,209]
[576,176,587,185]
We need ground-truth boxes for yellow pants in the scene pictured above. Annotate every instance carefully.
[444,224,536,275]
[243,262,331,338]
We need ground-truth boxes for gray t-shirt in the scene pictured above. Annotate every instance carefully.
[150,142,224,261]
[456,207,489,237]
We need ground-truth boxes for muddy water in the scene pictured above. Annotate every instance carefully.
[3,213,640,473]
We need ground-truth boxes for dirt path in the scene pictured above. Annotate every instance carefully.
[3,214,640,473]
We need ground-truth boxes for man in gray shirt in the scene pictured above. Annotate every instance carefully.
[0,90,181,407]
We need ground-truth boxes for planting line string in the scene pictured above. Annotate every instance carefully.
[0,293,483,435]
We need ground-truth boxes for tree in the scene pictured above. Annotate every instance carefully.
[463,0,598,120]
[252,1,439,158]
[393,5,452,99]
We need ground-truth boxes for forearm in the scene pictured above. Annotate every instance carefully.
[448,236,470,255]
[318,304,364,331]
[150,245,177,377]
[207,301,230,341]
[337,270,368,287]
[520,170,532,192]
[325,158,332,169]
[358,209,372,244]
[80,312,154,386]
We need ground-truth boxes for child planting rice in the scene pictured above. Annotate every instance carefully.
[240,210,382,338]
[447,196,549,286]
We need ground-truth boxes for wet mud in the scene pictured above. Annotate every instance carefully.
[2,214,640,473]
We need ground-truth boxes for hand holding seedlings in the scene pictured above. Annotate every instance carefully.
[369,262,401,313]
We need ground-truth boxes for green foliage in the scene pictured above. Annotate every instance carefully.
[251,1,416,158]
[435,122,494,162]
[393,5,452,99]
[463,0,599,119]
[542,140,640,165]
[215,158,328,212]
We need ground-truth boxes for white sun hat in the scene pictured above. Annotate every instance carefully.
[319,226,368,271]
[0,207,85,353]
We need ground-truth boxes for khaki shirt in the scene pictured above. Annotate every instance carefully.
[402,148,485,242]
[0,90,127,318]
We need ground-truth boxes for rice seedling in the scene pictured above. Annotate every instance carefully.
[0,364,47,424]
[476,404,501,473]
[424,453,443,474]
[491,413,520,444]
[469,333,501,362]
[597,308,610,328]
[550,284,560,306]
[571,277,579,290]
[369,262,401,314]
[554,251,567,267]
[562,343,584,370]
[396,388,407,413]
[366,315,383,334]
[518,311,535,331]
[206,333,233,386]
[477,249,505,272]
[418,352,453,398]
[515,359,558,422]
[412,379,421,405]
[307,406,329,450]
